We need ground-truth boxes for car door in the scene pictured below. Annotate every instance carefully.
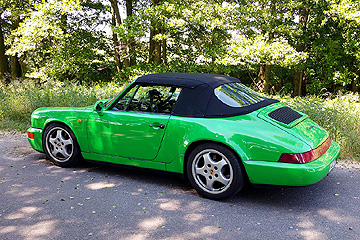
[87,84,181,160]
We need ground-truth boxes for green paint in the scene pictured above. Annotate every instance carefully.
[27,84,340,187]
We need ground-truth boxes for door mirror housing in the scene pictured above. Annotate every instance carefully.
[94,100,104,116]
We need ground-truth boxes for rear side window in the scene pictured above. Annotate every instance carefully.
[214,82,268,107]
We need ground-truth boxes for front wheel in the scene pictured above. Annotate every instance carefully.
[43,123,82,167]
[187,143,245,200]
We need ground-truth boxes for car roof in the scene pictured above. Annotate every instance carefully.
[135,73,240,89]
[133,73,278,118]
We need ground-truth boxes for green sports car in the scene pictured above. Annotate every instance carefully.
[27,73,340,199]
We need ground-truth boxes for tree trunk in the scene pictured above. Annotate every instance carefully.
[154,37,161,64]
[10,17,22,79]
[162,38,167,64]
[126,0,136,66]
[149,0,162,64]
[353,67,359,92]
[256,1,275,93]
[264,63,270,93]
[257,63,270,93]
[110,0,122,72]
[149,27,155,63]
[351,79,357,92]
[211,28,220,65]
[257,63,265,92]
[149,27,161,64]
[293,3,309,97]
[0,23,9,80]
[293,69,304,96]
[111,0,122,25]
[60,14,67,33]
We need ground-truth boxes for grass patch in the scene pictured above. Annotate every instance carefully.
[0,80,123,131]
[1,80,359,161]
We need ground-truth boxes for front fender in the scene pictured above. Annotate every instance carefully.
[30,107,93,152]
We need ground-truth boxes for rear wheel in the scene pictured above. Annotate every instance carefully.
[43,123,82,167]
[187,143,245,200]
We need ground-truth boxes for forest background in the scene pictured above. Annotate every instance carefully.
[0,0,360,160]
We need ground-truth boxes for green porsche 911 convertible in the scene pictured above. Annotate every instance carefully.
[27,73,340,199]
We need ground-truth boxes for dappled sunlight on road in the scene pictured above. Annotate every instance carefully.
[318,209,356,223]
[0,204,58,240]
[4,206,41,220]
[297,217,315,228]
[200,225,221,234]
[296,215,327,240]
[138,216,166,230]
[158,199,182,211]
[118,233,149,240]
[1,135,360,239]
[85,181,116,190]
[299,229,326,240]
[0,225,17,234]
[45,165,69,174]
[183,213,203,222]
[19,220,58,240]
[7,187,42,197]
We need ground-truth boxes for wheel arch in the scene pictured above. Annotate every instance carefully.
[42,120,83,167]
[183,140,248,180]
[43,120,77,140]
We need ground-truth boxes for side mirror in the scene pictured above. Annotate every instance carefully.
[94,100,104,116]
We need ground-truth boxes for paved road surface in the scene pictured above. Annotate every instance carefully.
[1,132,360,240]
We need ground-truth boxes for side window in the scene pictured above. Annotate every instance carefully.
[126,85,181,114]
[112,85,138,111]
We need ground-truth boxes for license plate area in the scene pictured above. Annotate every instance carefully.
[328,159,337,173]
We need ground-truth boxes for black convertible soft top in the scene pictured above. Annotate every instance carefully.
[136,73,240,89]
[135,73,278,118]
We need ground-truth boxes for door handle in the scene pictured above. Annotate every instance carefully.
[149,124,165,129]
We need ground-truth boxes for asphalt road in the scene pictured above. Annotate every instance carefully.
[1,132,360,240]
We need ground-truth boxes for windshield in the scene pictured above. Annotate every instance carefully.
[214,82,268,107]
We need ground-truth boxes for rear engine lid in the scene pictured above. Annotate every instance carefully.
[258,102,329,149]
[257,102,307,128]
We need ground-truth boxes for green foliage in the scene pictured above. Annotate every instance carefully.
[1,0,360,94]
[296,0,360,94]
[276,94,360,160]
[220,35,308,67]
[6,0,113,82]
[116,0,237,65]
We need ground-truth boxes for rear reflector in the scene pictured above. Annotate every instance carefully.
[278,137,331,164]
[27,132,35,140]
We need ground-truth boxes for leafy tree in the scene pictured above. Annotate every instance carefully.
[7,0,113,82]
[329,0,360,92]
[232,0,302,93]
[116,0,237,70]
[220,35,307,71]
[0,0,37,80]
[0,16,9,79]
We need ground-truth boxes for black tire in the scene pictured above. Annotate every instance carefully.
[187,143,245,200]
[42,123,82,167]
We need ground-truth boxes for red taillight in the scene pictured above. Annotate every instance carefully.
[27,132,35,140]
[278,137,331,164]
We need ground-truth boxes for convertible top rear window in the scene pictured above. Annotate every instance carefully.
[214,83,268,108]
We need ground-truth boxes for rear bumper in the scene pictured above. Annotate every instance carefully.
[27,127,44,152]
[243,140,341,186]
